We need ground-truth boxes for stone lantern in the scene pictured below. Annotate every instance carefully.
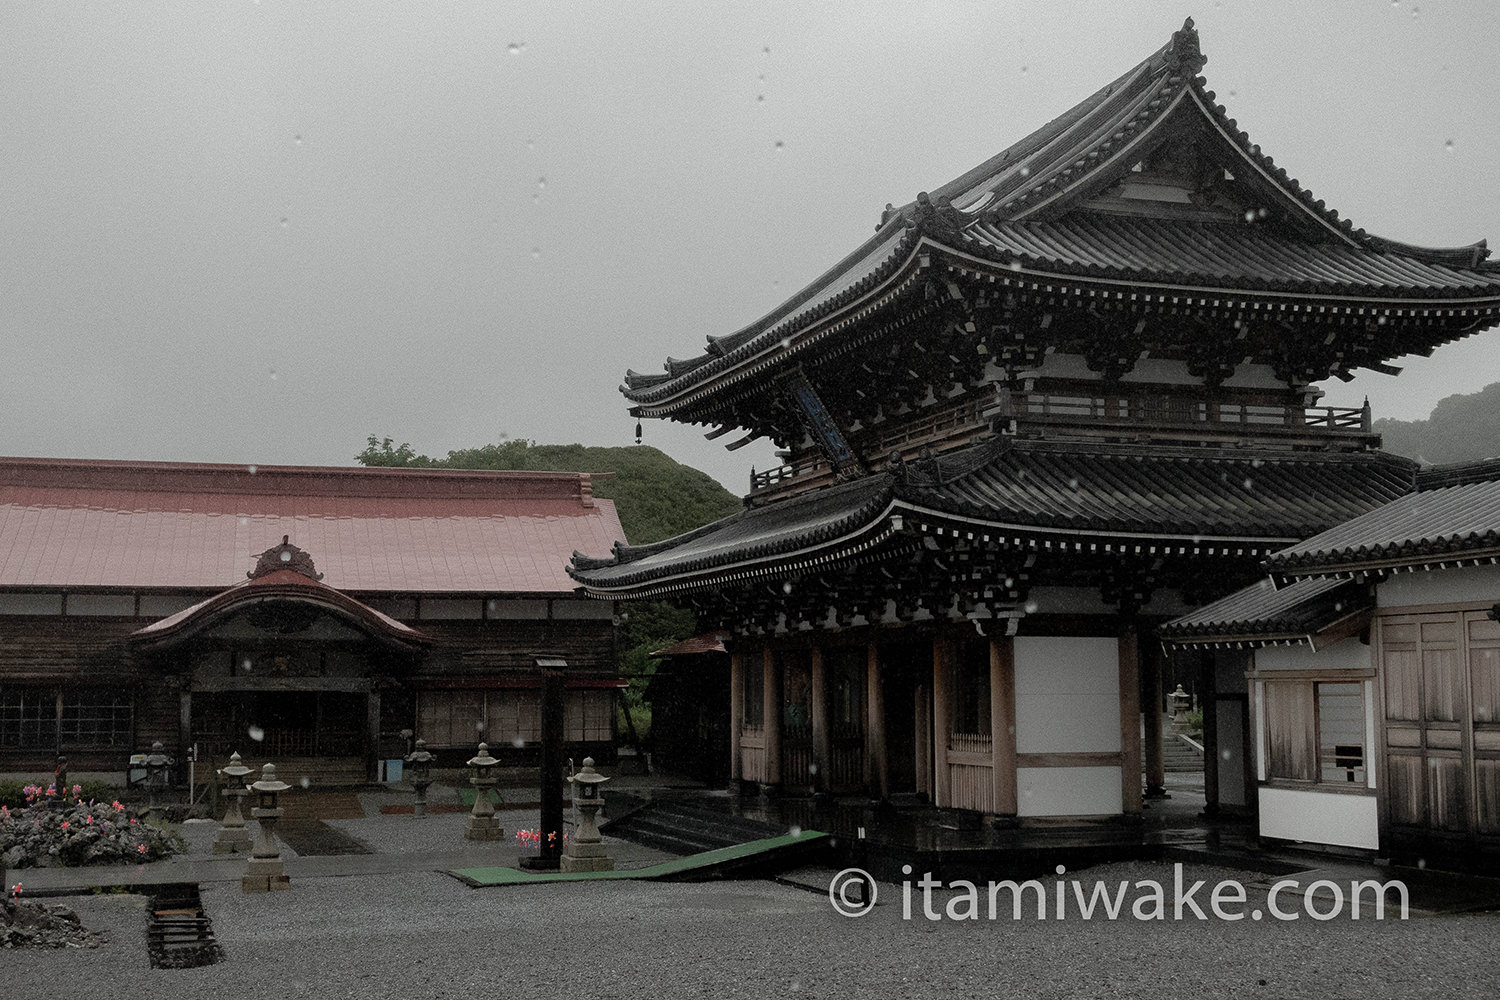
[242,762,292,893]
[213,751,255,854]
[1171,684,1192,729]
[405,739,436,818]
[463,742,504,841]
[560,757,613,873]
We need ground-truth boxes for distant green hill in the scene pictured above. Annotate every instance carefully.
[1374,383,1500,465]
[356,436,742,546]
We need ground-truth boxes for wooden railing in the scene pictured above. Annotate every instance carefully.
[1010,393,1372,434]
[948,732,993,754]
[750,400,989,495]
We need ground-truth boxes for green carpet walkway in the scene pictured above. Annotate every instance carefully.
[448,830,828,887]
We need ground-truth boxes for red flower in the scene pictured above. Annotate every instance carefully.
[137,844,147,854]
[60,821,70,830]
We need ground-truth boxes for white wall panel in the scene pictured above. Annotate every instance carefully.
[1258,786,1378,850]
[1377,564,1500,609]
[1013,636,1120,754]
[1017,766,1123,817]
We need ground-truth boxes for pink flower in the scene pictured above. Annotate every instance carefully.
[72,784,82,797]
[85,816,94,825]
[111,800,124,811]
[60,821,70,830]
[130,818,137,825]
[137,844,147,854]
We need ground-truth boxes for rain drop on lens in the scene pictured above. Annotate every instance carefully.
[507,42,521,54]
[774,140,785,151]
[531,248,541,259]
[1445,140,1454,152]
[299,777,310,789]
[248,726,265,742]
[512,737,525,748]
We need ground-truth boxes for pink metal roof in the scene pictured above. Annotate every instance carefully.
[0,457,624,594]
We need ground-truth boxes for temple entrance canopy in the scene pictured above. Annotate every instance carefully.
[571,20,1500,832]
[129,537,429,782]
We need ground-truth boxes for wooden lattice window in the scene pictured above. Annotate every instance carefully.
[59,688,133,750]
[0,688,57,749]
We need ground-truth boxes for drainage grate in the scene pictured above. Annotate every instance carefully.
[146,883,224,969]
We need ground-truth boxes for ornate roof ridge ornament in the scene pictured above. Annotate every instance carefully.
[1165,17,1206,76]
[248,535,324,582]
[912,191,967,239]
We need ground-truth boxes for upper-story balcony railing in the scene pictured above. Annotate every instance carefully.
[749,392,1374,497]
[1007,393,1372,435]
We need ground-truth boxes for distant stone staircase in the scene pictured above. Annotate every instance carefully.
[1162,733,1204,774]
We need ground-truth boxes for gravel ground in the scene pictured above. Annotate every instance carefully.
[4,859,1497,999]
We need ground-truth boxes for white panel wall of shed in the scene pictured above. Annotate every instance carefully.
[1258,786,1378,850]
[1377,563,1500,609]
[1255,637,1369,673]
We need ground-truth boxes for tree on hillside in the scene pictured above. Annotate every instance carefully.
[357,435,742,545]
[1374,382,1500,465]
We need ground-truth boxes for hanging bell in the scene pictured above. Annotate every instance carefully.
[634,421,642,444]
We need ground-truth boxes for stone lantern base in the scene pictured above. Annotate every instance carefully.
[241,857,291,893]
[560,839,614,873]
[463,815,506,841]
[214,826,254,855]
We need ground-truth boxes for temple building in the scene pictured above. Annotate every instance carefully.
[0,457,625,784]
[1164,458,1500,863]
[569,20,1500,833]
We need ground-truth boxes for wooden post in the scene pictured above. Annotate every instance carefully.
[763,648,781,790]
[1118,625,1143,815]
[1200,649,1220,815]
[931,636,951,808]
[866,642,887,798]
[991,636,1017,817]
[729,648,744,782]
[810,645,830,794]
[366,690,381,783]
[538,663,565,868]
[178,691,193,764]
[915,682,931,800]
[1143,633,1166,799]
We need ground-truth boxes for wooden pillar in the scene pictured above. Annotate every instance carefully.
[1200,650,1220,815]
[810,645,830,794]
[915,682,931,799]
[762,648,781,789]
[991,636,1017,817]
[866,642,887,798]
[729,648,744,782]
[931,636,951,808]
[366,689,381,783]
[178,691,193,764]
[1143,632,1167,799]
[1118,625,1143,815]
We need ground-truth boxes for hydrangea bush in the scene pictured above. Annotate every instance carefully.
[1,784,182,868]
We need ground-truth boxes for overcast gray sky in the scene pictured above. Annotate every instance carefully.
[4,2,1497,493]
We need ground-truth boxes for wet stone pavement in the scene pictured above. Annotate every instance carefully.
[4,780,1500,998]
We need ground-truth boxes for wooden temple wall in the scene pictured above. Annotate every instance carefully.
[725,627,1144,820]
